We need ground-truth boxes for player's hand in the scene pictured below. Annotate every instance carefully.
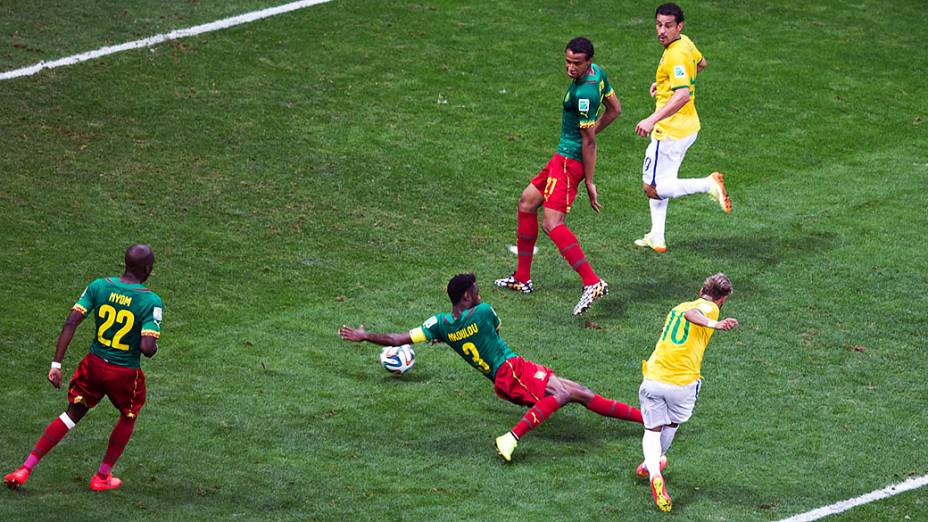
[48,367,62,389]
[649,82,657,97]
[716,318,739,331]
[586,183,601,213]
[635,118,655,137]
[339,325,366,342]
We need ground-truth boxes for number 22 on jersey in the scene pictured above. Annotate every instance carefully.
[97,304,135,350]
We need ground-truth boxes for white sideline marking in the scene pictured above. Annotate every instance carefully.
[777,474,928,522]
[0,0,332,81]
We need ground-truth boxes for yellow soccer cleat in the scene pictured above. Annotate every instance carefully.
[709,171,732,213]
[634,235,667,254]
[495,432,518,463]
[650,475,672,512]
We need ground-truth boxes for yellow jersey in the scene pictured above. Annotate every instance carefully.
[653,34,702,140]
[643,298,719,385]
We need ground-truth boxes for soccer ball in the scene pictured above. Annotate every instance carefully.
[379,345,415,375]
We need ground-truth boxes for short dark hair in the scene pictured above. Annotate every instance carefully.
[565,37,594,60]
[656,3,685,24]
[701,273,732,300]
[447,273,477,305]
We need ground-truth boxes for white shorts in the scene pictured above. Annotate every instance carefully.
[638,378,701,430]
[641,132,698,190]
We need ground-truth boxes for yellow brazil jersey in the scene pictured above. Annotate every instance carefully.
[643,298,719,385]
[653,34,702,140]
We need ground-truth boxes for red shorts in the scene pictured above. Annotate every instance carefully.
[68,353,146,418]
[530,154,585,213]
[493,356,553,407]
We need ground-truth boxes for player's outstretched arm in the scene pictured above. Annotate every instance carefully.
[683,309,739,331]
[339,325,413,347]
[49,310,85,388]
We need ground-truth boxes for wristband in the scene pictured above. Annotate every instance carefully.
[706,320,718,329]
[50,361,61,369]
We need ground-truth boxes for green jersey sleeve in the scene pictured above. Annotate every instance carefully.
[410,314,442,344]
[72,278,103,316]
[141,295,164,339]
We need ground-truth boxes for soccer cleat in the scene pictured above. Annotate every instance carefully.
[494,274,534,294]
[572,280,608,316]
[634,235,667,253]
[90,473,123,492]
[709,171,732,213]
[636,455,668,479]
[650,475,672,512]
[495,432,518,463]
[3,467,30,489]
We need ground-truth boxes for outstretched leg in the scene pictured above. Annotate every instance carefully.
[4,403,88,489]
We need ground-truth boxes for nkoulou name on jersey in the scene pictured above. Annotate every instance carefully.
[411,303,517,380]
[72,277,164,369]
[556,63,615,161]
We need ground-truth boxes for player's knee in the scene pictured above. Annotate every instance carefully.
[541,216,564,234]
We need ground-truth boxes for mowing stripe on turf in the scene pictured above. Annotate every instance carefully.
[777,474,928,522]
[0,0,332,81]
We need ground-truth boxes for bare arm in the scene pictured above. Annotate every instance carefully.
[48,310,85,388]
[635,86,691,137]
[696,57,707,73]
[594,93,621,135]
[580,125,601,213]
[141,335,158,358]
[683,308,739,331]
[339,325,413,347]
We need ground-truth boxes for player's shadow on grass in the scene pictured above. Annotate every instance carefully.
[672,232,836,265]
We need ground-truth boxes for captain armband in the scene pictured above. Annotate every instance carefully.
[409,327,427,344]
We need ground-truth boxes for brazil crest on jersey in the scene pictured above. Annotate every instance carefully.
[409,303,517,380]
[72,277,164,369]
[556,63,615,161]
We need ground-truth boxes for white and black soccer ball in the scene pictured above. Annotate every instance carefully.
[379,345,415,375]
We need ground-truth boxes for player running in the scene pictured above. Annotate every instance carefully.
[339,273,642,462]
[4,244,164,492]
[633,3,731,254]
[496,36,621,316]
[636,273,738,512]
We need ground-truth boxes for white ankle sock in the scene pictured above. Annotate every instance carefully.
[658,177,713,199]
[643,430,663,479]
[648,198,668,243]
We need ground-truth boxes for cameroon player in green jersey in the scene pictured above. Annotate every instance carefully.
[4,244,164,492]
[340,274,642,463]
[496,37,622,316]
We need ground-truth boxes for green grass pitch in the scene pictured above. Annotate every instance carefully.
[1,1,925,520]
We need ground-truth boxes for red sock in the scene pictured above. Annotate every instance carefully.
[586,394,643,424]
[511,395,562,439]
[514,210,538,283]
[25,414,75,469]
[547,224,599,286]
[98,416,136,477]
